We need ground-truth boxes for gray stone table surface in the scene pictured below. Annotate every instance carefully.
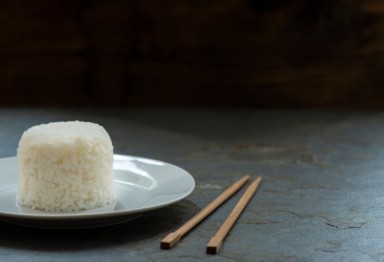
[1,108,384,262]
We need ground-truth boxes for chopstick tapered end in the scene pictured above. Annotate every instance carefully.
[206,237,222,255]
[160,232,181,249]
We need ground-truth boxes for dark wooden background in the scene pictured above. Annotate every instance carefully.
[2,0,384,108]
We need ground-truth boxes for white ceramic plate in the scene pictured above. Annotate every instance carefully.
[0,154,195,229]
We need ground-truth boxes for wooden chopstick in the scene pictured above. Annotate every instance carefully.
[160,175,250,249]
[206,176,262,254]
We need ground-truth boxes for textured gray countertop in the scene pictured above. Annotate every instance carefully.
[1,108,384,262]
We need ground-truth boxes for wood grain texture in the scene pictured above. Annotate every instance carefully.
[1,0,384,107]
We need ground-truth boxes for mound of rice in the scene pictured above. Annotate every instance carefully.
[16,121,117,212]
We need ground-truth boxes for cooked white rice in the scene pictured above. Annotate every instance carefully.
[16,121,117,212]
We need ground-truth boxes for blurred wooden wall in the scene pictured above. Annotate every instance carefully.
[1,0,384,108]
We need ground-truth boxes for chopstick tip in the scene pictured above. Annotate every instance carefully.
[206,237,222,255]
[206,246,218,255]
[160,241,171,249]
[160,232,181,250]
